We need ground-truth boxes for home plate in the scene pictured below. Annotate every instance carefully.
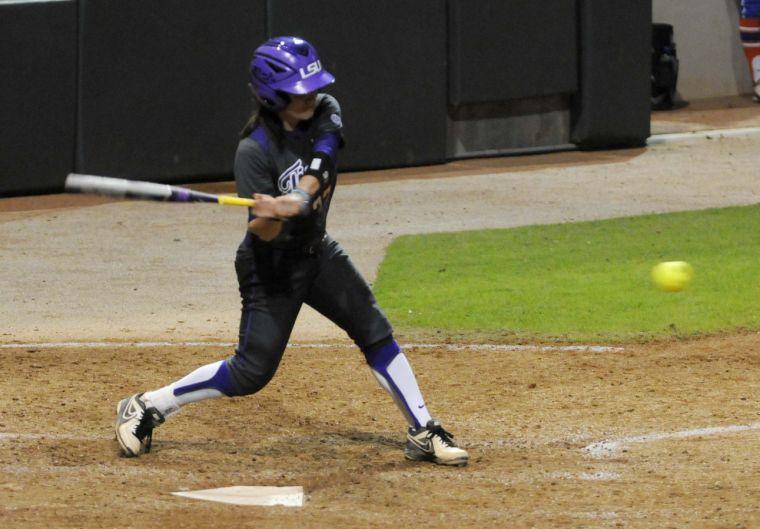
[172,486,304,507]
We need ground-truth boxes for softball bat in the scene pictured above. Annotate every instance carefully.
[64,173,254,207]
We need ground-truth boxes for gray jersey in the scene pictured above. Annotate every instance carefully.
[234,94,343,250]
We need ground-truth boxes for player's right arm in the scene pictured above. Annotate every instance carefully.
[248,214,283,241]
[233,137,283,242]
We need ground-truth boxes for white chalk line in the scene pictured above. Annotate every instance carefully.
[648,125,760,145]
[583,422,760,458]
[0,432,109,441]
[0,341,623,353]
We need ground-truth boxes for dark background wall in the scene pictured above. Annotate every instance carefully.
[448,0,578,105]
[572,0,652,148]
[0,0,78,195]
[77,0,266,181]
[269,0,448,170]
[0,0,651,196]
[446,0,581,158]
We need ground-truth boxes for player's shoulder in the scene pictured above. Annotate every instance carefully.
[235,127,273,175]
[316,93,341,114]
[237,125,270,157]
[314,93,342,131]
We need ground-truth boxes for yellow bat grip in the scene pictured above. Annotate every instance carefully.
[218,195,256,207]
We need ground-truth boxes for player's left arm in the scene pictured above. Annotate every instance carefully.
[299,94,342,211]
[258,95,343,219]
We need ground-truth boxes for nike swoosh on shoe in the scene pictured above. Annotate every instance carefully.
[122,402,140,421]
[409,437,433,452]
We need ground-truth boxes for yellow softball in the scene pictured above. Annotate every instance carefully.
[651,261,694,292]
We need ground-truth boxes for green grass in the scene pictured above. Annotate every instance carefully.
[373,205,760,343]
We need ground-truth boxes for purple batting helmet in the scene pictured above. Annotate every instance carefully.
[249,36,335,111]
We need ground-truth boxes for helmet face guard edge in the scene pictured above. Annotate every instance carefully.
[249,36,335,111]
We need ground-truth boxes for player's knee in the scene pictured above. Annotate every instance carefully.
[346,311,393,353]
[226,354,280,396]
[227,364,278,396]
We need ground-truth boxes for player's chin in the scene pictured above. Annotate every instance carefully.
[289,108,315,121]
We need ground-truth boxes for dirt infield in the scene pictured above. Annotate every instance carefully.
[1,334,758,528]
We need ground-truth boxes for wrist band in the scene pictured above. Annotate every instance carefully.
[290,187,312,217]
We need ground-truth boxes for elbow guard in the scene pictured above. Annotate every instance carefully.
[304,152,336,214]
[306,152,334,190]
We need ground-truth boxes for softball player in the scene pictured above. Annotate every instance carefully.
[115,37,468,466]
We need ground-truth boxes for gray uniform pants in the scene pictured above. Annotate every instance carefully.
[227,234,393,396]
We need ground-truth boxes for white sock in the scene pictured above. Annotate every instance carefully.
[143,360,230,417]
[143,385,181,417]
[371,352,432,429]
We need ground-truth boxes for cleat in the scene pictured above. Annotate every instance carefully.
[405,419,469,466]
[115,393,165,457]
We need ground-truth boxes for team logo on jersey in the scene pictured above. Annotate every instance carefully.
[278,159,305,193]
[299,60,322,79]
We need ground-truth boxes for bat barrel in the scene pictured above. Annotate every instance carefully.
[66,173,173,201]
[65,173,253,207]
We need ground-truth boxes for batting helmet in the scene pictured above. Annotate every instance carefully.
[249,36,335,111]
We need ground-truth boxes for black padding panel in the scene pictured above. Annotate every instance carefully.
[269,0,447,170]
[571,0,651,149]
[77,1,266,181]
[0,1,77,196]
[448,0,578,105]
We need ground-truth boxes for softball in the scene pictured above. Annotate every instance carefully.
[651,261,694,292]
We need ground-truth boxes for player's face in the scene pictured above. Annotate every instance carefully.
[282,91,318,122]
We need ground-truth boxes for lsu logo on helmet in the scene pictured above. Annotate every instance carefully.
[299,60,322,79]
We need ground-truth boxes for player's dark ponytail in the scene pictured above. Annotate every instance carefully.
[239,106,285,146]
[239,110,260,139]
